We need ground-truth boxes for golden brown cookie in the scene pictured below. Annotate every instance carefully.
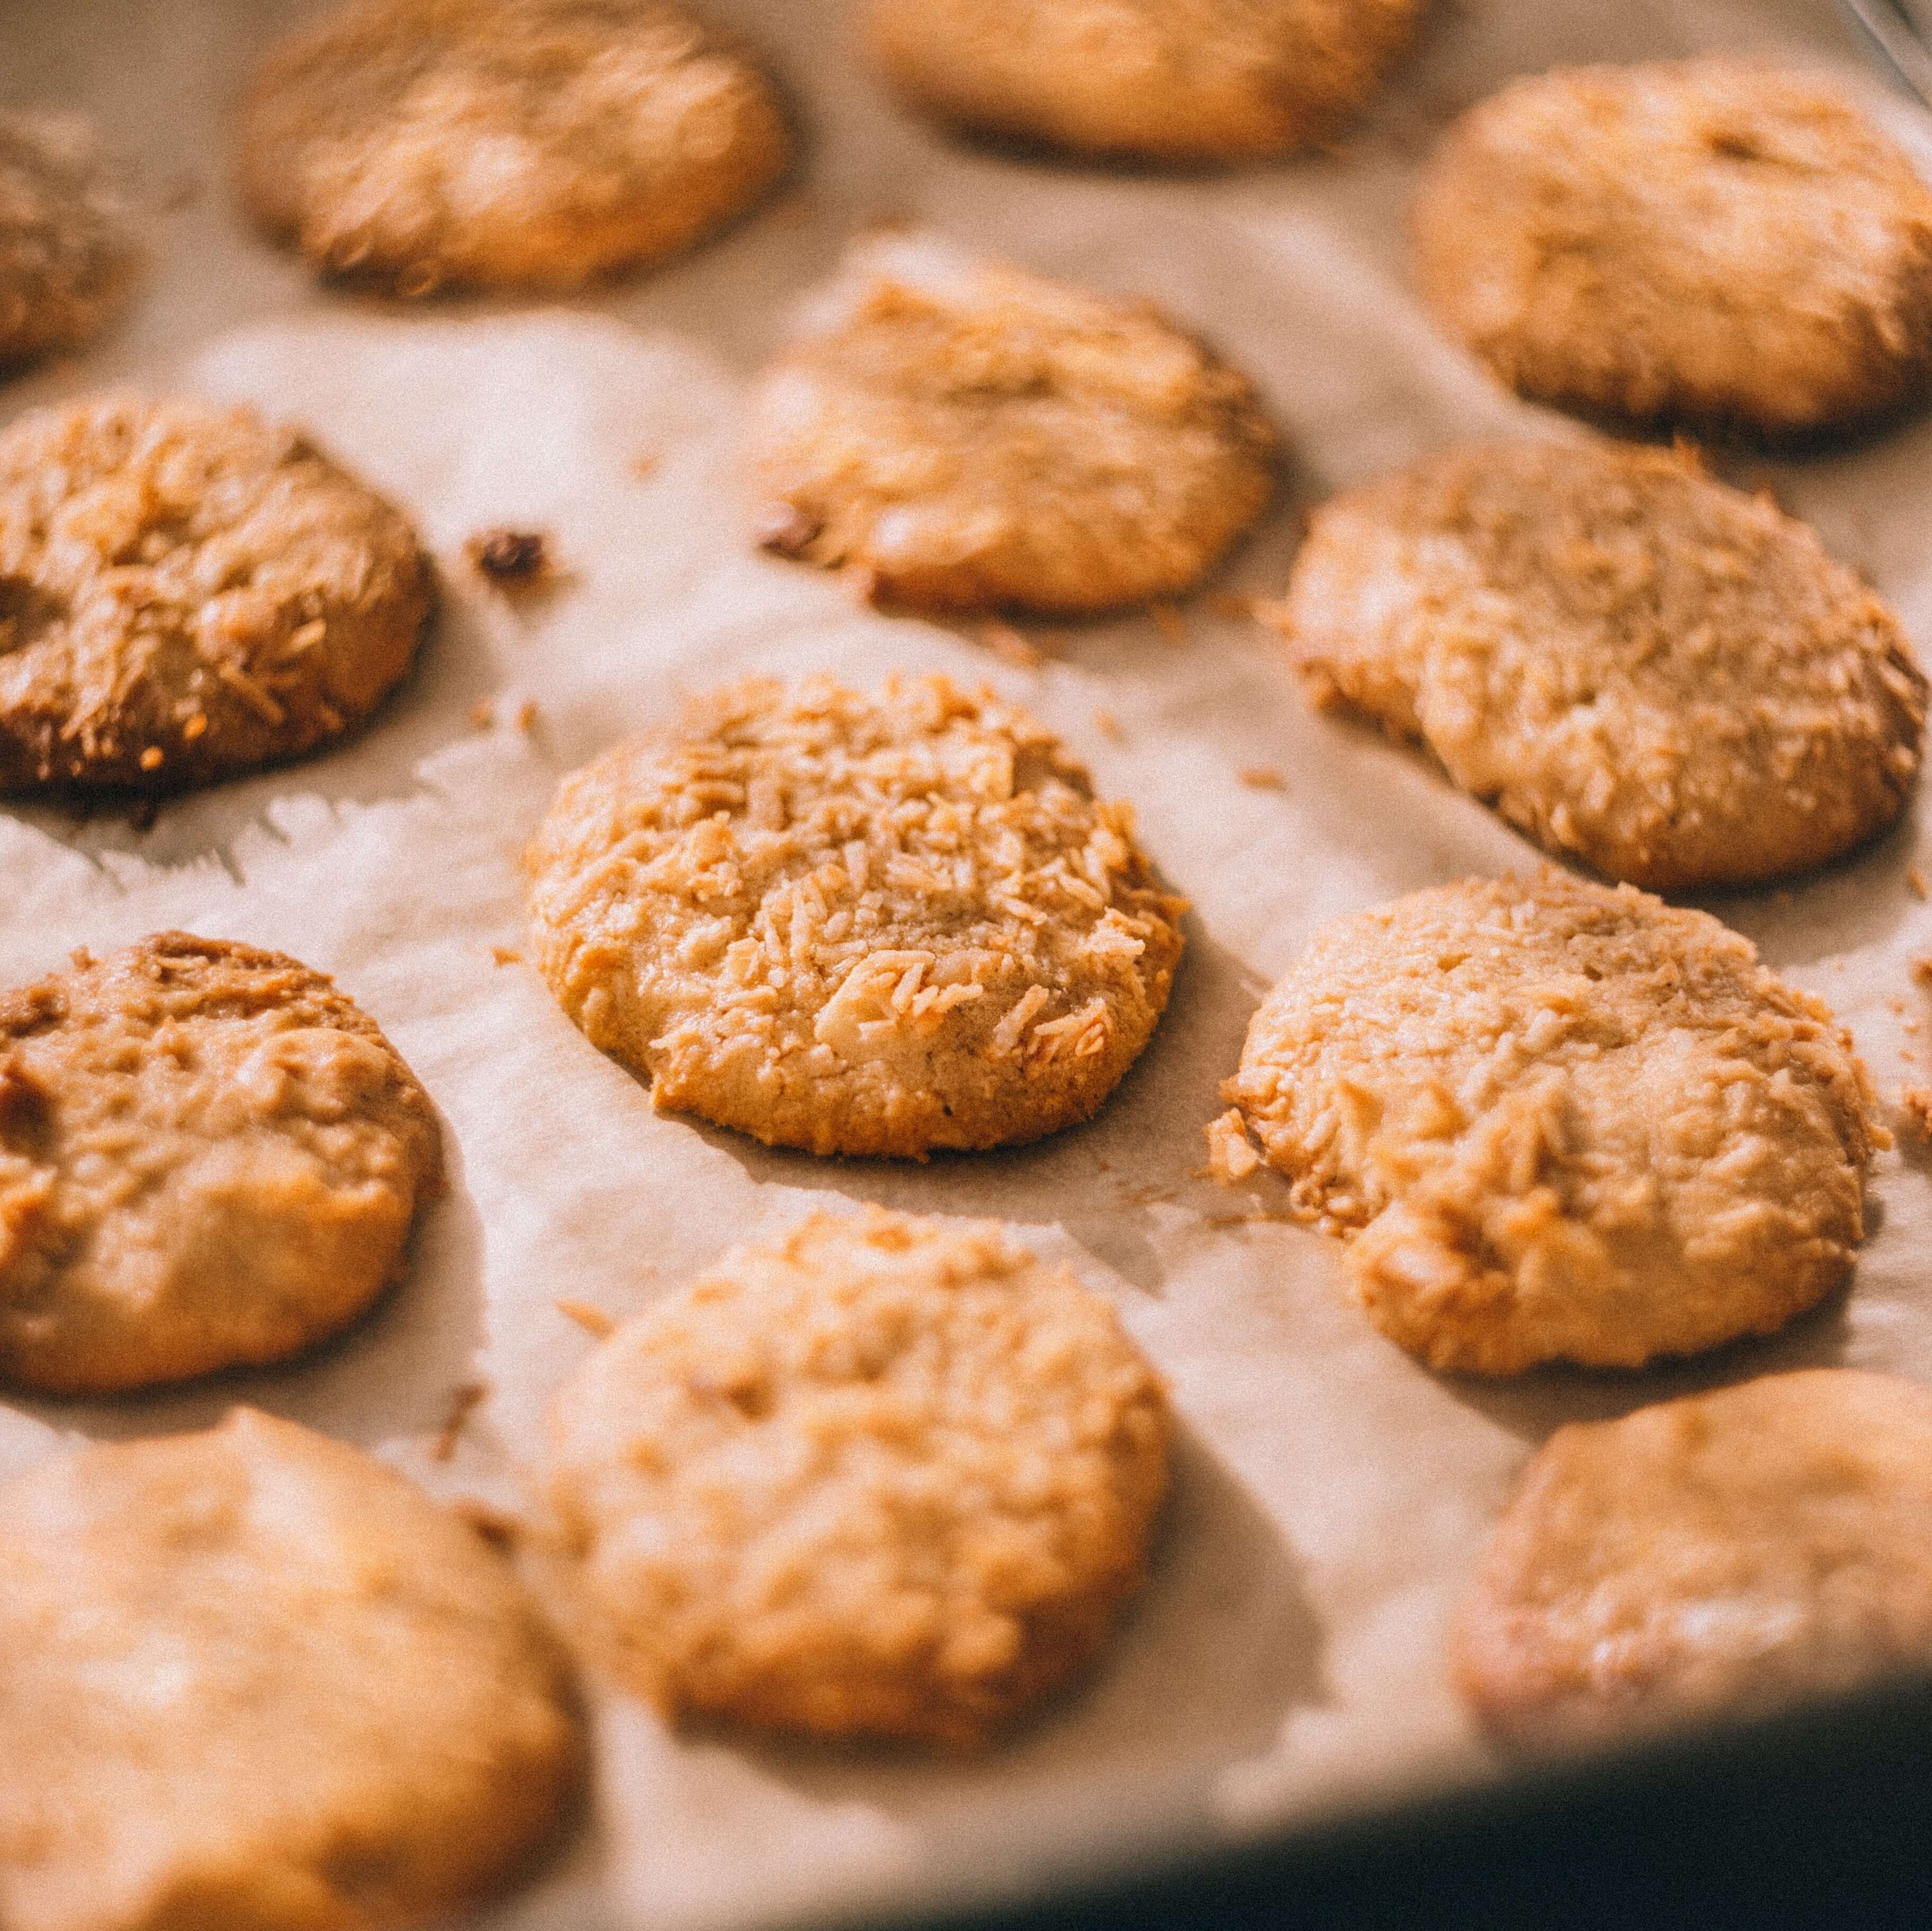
[0,932,442,1395]
[527,673,1186,1158]
[747,233,1277,614]
[0,1408,582,1931]
[0,111,138,368]
[1410,57,1932,436]
[1224,872,1879,1375]
[546,1208,1171,1747]
[1455,1370,1932,1752]
[237,0,793,294]
[0,394,432,796]
[1268,440,1927,890]
[866,0,1421,163]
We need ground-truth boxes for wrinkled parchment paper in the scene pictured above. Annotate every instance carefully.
[7,1,1932,1925]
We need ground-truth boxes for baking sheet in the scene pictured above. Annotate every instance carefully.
[5,1,1932,1926]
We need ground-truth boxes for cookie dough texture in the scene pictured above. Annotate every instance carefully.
[747,235,1277,614]
[547,1208,1171,1746]
[527,673,1186,1157]
[1226,873,1879,1375]
[1411,57,1932,435]
[237,0,793,294]
[1456,1370,1932,1752]
[0,112,138,367]
[0,1408,583,1931]
[866,0,1421,163]
[1271,440,1927,890]
[0,932,443,1394]
[0,394,432,795]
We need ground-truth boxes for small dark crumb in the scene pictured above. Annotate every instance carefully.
[754,500,822,556]
[467,527,549,581]
[469,699,494,730]
[490,946,522,967]
[1913,955,1932,984]
[1093,709,1124,742]
[630,453,660,480]
[514,698,539,732]
[455,1500,522,1551]
[1238,766,1287,791]
[433,1381,488,1462]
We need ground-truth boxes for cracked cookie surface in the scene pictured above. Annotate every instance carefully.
[1456,1370,1932,1752]
[1411,57,1932,435]
[1269,439,1926,889]
[1225,872,1879,1375]
[0,394,432,796]
[0,111,137,368]
[747,235,1276,614]
[547,1208,1170,1747]
[867,0,1420,163]
[527,673,1186,1157]
[0,932,442,1394]
[0,1409,582,1931]
[238,0,792,293]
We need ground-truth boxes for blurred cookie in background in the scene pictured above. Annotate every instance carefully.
[237,0,793,294]
[0,111,138,370]
[1411,57,1932,437]
[748,232,1276,614]
[867,0,1421,164]
[0,394,432,797]
[0,932,443,1394]
[1267,438,1926,890]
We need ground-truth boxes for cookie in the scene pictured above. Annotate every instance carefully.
[527,673,1186,1157]
[546,1208,1170,1747]
[747,233,1276,614]
[1224,872,1879,1375]
[0,1408,582,1931]
[1455,1370,1932,1752]
[0,932,442,1394]
[0,111,138,368]
[1268,440,1927,890]
[237,0,793,295]
[1410,57,1932,436]
[866,0,1421,164]
[0,394,433,795]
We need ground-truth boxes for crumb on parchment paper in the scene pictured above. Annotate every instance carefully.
[557,1299,616,1339]
[1238,766,1286,791]
[1202,1108,1262,1183]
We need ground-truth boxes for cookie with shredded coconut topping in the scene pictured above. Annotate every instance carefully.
[1224,871,1880,1375]
[237,0,792,294]
[0,1408,582,1930]
[545,1208,1171,1746]
[526,673,1186,1157]
[0,394,432,796]
[747,233,1277,614]
[1268,439,1927,890]
[1411,57,1932,436]
[1456,1370,1932,1752]
[866,0,1421,163]
[0,932,443,1394]
[0,111,138,368]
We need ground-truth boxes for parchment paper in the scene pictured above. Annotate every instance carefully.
[6,2,1932,1926]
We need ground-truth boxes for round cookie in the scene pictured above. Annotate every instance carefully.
[746,233,1277,614]
[237,0,793,295]
[1224,872,1879,1376]
[0,111,138,368]
[1269,439,1927,890]
[1455,1370,1932,1752]
[0,394,433,796]
[1410,57,1932,436]
[545,1208,1171,1747]
[0,1408,582,1931]
[526,672,1187,1158]
[866,0,1422,164]
[0,932,443,1394]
